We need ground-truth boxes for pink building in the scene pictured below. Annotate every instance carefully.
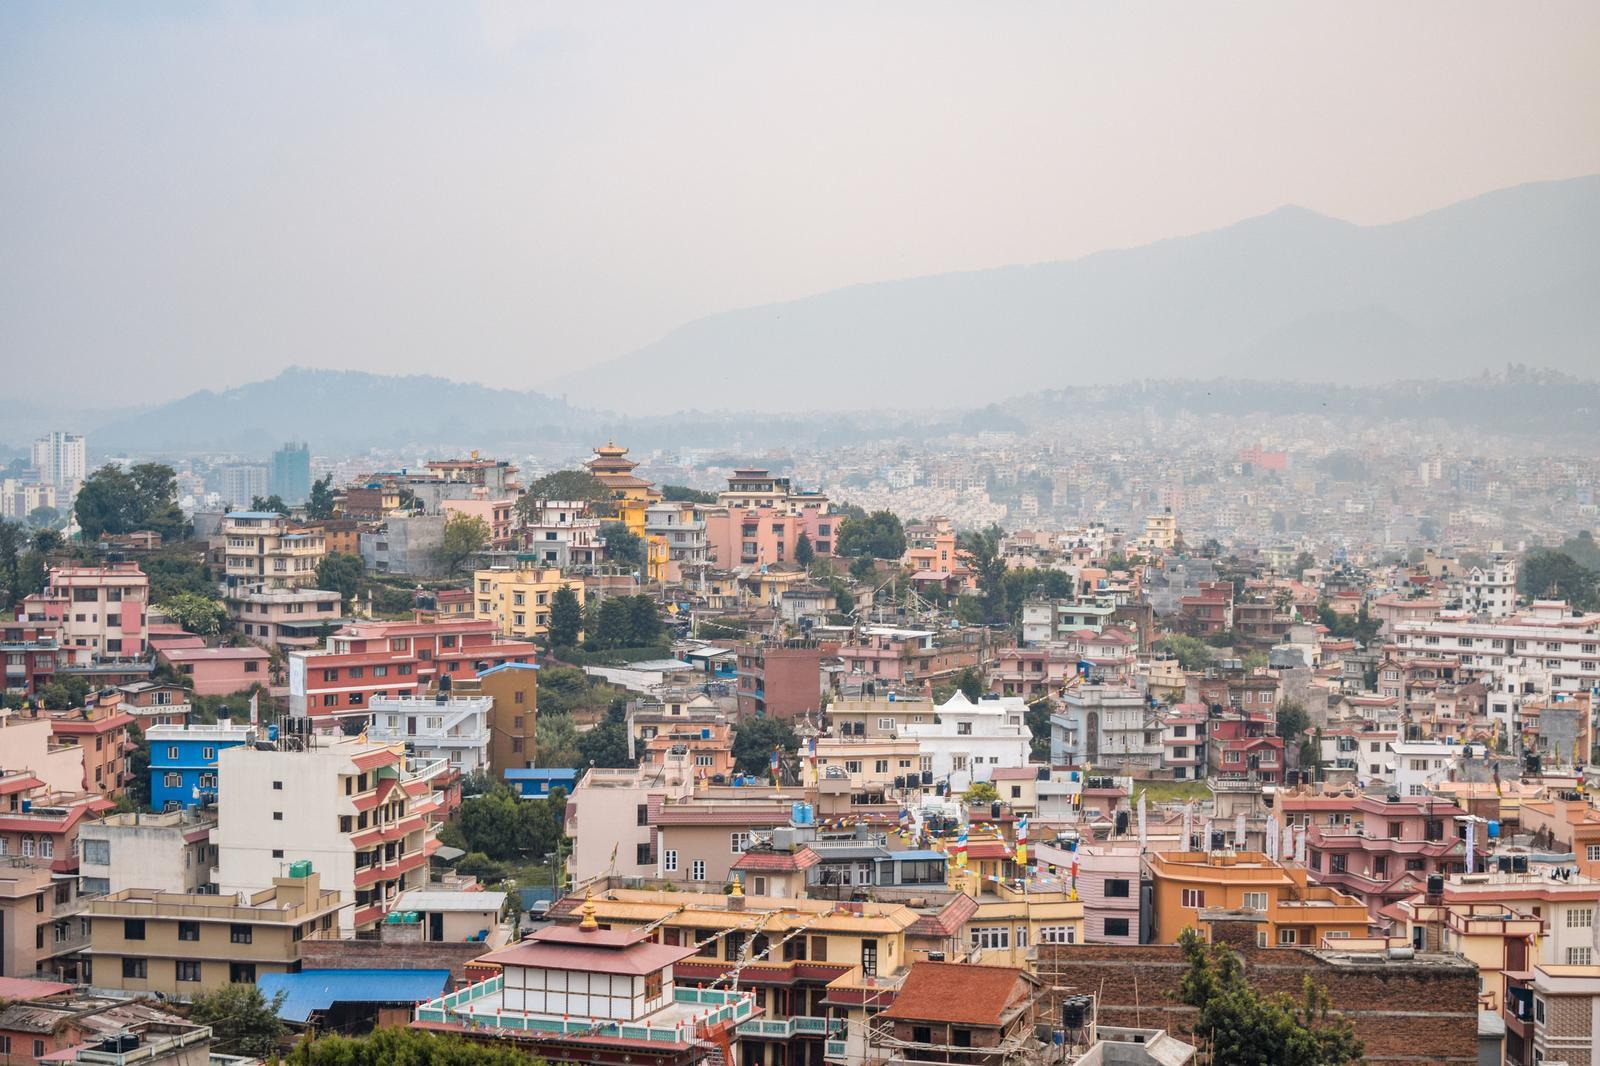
[156,646,271,696]
[20,563,149,659]
[701,468,837,567]
[442,498,517,550]
[1036,840,1142,944]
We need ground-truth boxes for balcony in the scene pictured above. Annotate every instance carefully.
[414,978,759,1042]
[739,1016,843,1040]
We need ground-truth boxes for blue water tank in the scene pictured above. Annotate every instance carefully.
[792,802,814,826]
[1487,820,1501,839]
[267,725,279,742]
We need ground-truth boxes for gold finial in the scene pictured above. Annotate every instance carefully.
[730,874,744,897]
[578,889,599,931]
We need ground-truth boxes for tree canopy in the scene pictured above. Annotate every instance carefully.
[74,463,189,541]
[187,983,288,1059]
[281,1025,537,1065]
[661,484,717,504]
[732,716,798,776]
[600,521,643,569]
[519,470,614,516]
[306,475,337,520]
[440,782,566,863]
[250,494,289,515]
[315,552,365,604]
[157,591,226,636]
[960,525,1008,623]
[1519,548,1598,610]
[835,510,907,559]
[1176,929,1362,1066]
[547,585,583,648]
[0,520,49,609]
[434,512,490,576]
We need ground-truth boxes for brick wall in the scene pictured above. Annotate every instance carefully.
[300,937,488,984]
[1035,933,1482,1064]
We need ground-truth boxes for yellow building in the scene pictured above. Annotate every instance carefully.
[955,877,1085,963]
[83,870,345,996]
[586,442,669,580]
[473,561,584,642]
[220,511,327,594]
[1147,850,1369,947]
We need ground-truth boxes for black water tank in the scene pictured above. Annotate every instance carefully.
[1115,810,1130,835]
[1426,874,1444,897]
[1512,855,1529,873]
[921,770,934,785]
[894,776,906,790]
[991,802,1002,820]
[1061,996,1090,1029]
[1036,765,1050,780]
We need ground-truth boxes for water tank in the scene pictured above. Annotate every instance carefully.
[1426,874,1444,897]
[1115,811,1130,835]
[288,859,314,879]
[791,802,814,826]
[1060,996,1091,1030]
[1036,765,1050,780]
[921,770,934,785]
[894,776,906,790]
[267,724,279,742]
[1511,855,1529,873]
[1487,820,1501,839]
[990,802,1002,820]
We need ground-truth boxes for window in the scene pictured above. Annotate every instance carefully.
[1567,947,1593,965]
[637,804,650,826]
[731,832,751,853]
[273,811,283,821]
[845,761,862,774]
[1105,878,1130,898]
[874,760,888,774]
[691,859,706,881]
[83,839,110,865]
[1565,908,1593,929]
[124,919,146,941]
[1243,892,1268,911]
[122,958,147,979]
[1039,926,1076,944]
[957,722,972,736]
[861,938,878,976]
[637,842,654,865]
[877,717,896,730]
[164,772,182,789]
[1181,889,1206,908]
[230,962,257,984]
[230,924,253,944]
[176,960,202,982]
[1103,917,1130,937]
[969,927,1010,950]
[178,921,200,941]
[1588,844,1600,862]
[1279,928,1298,944]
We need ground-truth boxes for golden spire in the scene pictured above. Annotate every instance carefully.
[578,889,599,931]
[730,874,744,897]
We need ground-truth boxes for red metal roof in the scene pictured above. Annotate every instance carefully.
[480,937,697,977]
[733,847,821,872]
[882,962,1031,1026]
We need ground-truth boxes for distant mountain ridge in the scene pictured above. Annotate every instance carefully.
[94,368,587,453]
[553,175,1600,412]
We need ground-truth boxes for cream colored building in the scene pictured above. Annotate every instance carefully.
[77,809,217,897]
[84,870,345,997]
[472,562,583,642]
[219,511,327,594]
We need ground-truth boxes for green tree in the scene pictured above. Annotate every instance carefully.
[518,470,614,518]
[157,591,227,635]
[250,494,289,515]
[594,597,632,649]
[732,716,799,776]
[283,1025,538,1065]
[26,505,62,530]
[577,700,635,769]
[1519,549,1598,610]
[40,675,92,710]
[849,555,879,583]
[535,714,581,768]
[74,463,188,541]
[124,723,151,808]
[661,484,717,504]
[601,521,643,569]
[434,512,490,576]
[794,531,815,566]
[1276,699,1311,743]
[1155,634,1213,671]
[144,551,214,602]
[186,983,288,1059]
[835,510,907,559]
[315,553,365,605]
[306,475,337,520]
[960,525,1008,623]
[963,781,999,805]
[952,667,984,702]
[1291,551,1316,578]
[1175,928,1362,1066]
[1024,696,1053,760]
[548,585,583,648]
[625,594,662,646]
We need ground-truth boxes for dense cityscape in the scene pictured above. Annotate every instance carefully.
[5,4,1599,1066]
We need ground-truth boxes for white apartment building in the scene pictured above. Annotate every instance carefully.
[563,759,693,887]
[1020,599,1118,646]
[1392,600,1600,703]
[1050,685,1161,771]
[218,511,327,594]
[31,431,86,492]
[1388,740,1481,797]
[900,692,1030,792]
[1464,557,1518,618]
[216,737,443,931]
[366,694,492,776]
[77,809,217,897]
[515,499,604,568]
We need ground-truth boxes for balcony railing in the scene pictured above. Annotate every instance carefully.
[414,980,758,1042]
[739,1016,843,1040]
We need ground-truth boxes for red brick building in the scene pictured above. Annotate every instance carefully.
[736,640,831,720]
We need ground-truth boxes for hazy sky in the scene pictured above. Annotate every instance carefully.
[3,1,1598,407]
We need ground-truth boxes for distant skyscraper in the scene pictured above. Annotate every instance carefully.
[217,464,270,510]
[31,431,86,491]
[270,442,312,505]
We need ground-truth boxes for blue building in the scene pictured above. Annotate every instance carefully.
[146,721,258,810]
[503,767,579,799]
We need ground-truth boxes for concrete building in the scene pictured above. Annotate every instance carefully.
[359,513,447,577]
[270,442,312,505]
[1293,792,1474,919]
[1527,962,1600,1066]
[1050,686,1160,771]
[77,809,218,897]
[20,563,149,659]
[901,692,1030,793]
[84,868,345,996]
[227,587,343,650]
[702,467,837,567]
[645,501,711,582]
[513,499,605,568]
[216,738,444,931]
[563,762,694,886]
[218,511,326,594]
[366,695,492,776]
[1146,851,1369,948]
[1466,557,1518,618]
[735,640,829,721]
[1021,599,1119,645]
[46,703,135,797]
[472,662,539,774]
[31,432,86,492]
[156,646,270,697]
[0,858,90,981]
[214,463,268,510]
[471,562,582,643]
[146,721,258,811]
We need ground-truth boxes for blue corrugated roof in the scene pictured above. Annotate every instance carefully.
[504,767,579,780]
[257,969,450,1022]
[478,661,540,676]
